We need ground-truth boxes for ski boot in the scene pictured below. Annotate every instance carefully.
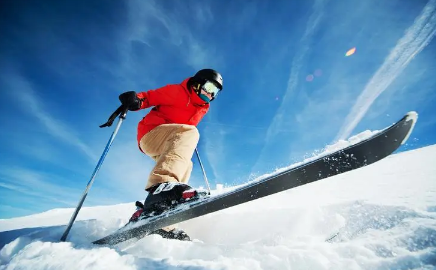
[128,182,207,234]
[142,182,207,214]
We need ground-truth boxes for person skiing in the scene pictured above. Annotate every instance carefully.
[118,69,223,241]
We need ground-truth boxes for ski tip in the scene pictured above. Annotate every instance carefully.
[401,111,418,145]
[405,111,418,123]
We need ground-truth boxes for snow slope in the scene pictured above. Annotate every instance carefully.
[1,144,436,270]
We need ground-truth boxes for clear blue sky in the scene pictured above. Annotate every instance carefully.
[1,0,435,219]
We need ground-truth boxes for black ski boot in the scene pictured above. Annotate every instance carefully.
[143,182,193,213]
[127,182,199,241]
[128,182,207,223]
[143,182,208,213]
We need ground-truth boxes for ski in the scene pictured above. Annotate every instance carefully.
[93,111,418,245]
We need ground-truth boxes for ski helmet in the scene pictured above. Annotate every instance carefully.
[189,68,223,103]
[193,69,223,90]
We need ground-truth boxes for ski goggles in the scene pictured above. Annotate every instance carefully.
[201,81,221,98]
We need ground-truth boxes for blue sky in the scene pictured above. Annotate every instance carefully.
[1,0,435,219]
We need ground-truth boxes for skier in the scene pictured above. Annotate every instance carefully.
[118,69,223,241]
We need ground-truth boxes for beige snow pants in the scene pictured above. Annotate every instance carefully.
[140,124,199,191]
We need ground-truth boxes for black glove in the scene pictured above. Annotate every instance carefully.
[119,91,142,111]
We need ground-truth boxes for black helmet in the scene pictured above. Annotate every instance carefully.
[193,69,223,90]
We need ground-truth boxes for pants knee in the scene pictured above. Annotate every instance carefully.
[180,125,200,142]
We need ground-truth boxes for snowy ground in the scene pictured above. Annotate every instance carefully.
[1,144,435,270]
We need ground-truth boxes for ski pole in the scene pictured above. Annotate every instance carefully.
[60,106,128,242]
[195,148,211,195]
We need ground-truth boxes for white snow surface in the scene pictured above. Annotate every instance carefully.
[1,144,436,270]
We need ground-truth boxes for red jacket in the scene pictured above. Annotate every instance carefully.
[135,77,210,145]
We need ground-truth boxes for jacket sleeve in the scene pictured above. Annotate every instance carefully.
[136,84,178,110]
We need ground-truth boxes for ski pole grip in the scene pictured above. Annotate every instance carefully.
[100,105,128,128]
[120,106,129,119]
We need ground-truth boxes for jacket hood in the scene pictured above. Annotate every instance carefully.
[181,77,209,106]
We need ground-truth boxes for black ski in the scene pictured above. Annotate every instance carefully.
[93,111,417,245]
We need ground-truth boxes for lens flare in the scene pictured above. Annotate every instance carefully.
[346,47,356,56]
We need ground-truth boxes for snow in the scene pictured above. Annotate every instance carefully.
[1,143,436,269]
